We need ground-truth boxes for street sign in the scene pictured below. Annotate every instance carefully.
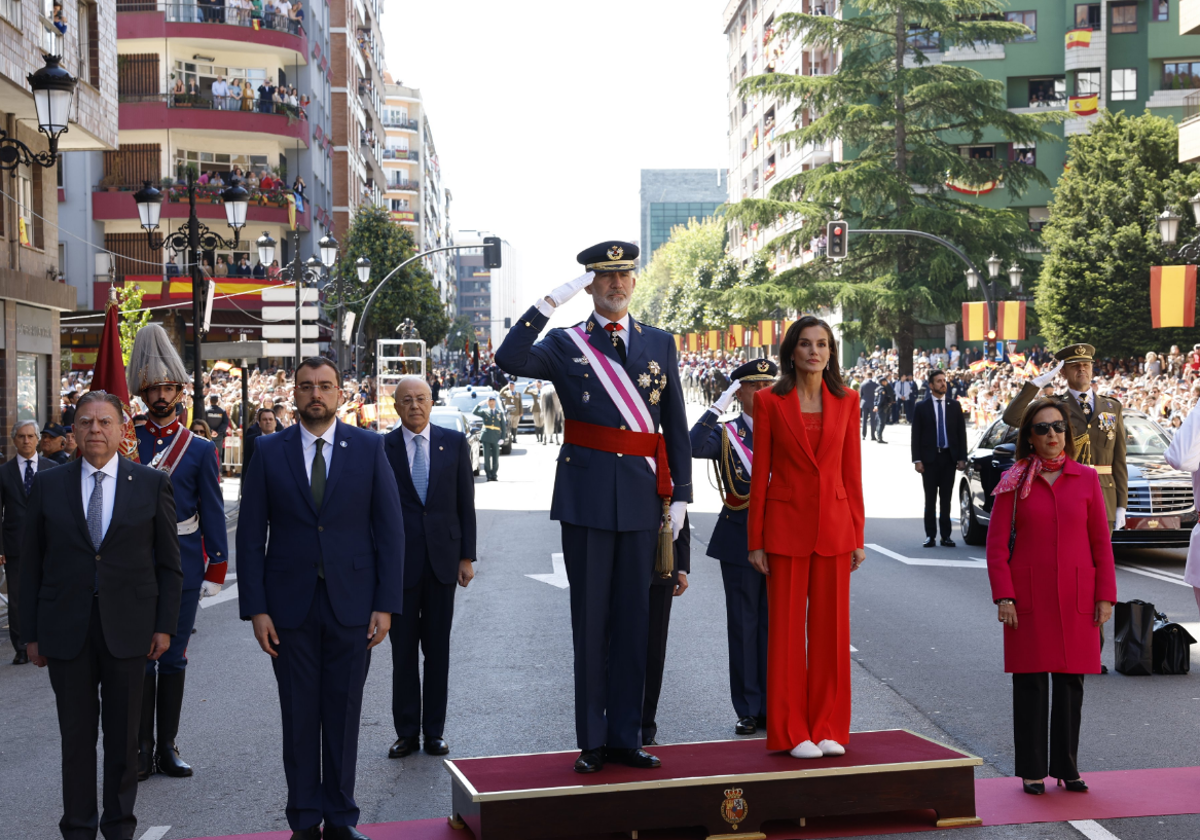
[262,305,319,321]
[264,342,320,357]
[201,341,269,360]
[261,287,319,303]
[262,324,318,339]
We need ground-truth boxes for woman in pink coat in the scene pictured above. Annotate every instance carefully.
[987,398,1116,796]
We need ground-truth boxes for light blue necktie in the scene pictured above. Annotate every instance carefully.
[412,435,428,504]
[88,472,104,593]
[936,399,948,449]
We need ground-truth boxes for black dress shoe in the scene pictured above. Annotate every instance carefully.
[941,538,956,547]
[1057,778,1089,792]
[388,736,420,759]
[424,737,449,756]
[574,748,604,773]
[754,714,767,728]
[1022,780,1045,795]
[604,747,661,769]
[642,737,658,746]
[12,649,28,665]
[922,537,937,548]
[156,742,193,777]
[735,716,757,735]
[289,827,321,840]
[324,826,371,840]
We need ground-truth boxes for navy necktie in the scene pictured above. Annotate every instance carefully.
[936,399,947,449]
[23,460,33,495]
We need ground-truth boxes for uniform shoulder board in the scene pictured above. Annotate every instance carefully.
[1105,395,1123,407]
[634,319,670,336]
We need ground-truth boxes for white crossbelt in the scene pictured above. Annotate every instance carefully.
[177,513,200,536]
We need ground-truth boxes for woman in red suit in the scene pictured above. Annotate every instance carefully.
[987,398,1115,794]
[747,316,865,759]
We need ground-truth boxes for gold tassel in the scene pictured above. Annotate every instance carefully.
[1074,431,1092,466]
[656,498,674,578]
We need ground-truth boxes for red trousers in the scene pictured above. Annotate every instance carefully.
[765,552,851,750]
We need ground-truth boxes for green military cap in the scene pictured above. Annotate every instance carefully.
[1054,343,1095,364]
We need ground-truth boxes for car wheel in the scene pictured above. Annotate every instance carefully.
[960,482,987,546]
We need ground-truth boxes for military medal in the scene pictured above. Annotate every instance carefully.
[638,373,652,388]
[583,391,590,403]
[648,360,661,376]
[649,389,661,405]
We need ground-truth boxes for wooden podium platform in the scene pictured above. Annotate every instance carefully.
[444,730,983,840]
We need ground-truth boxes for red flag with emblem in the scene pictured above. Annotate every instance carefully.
[90,288,141,463]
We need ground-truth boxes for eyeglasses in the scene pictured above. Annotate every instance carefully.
[398,396,430,406]
[296,383,337,394]
[1031,421,1067,436]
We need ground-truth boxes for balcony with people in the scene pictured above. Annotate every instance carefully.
[116,0,308,57]
[118,73,309,142]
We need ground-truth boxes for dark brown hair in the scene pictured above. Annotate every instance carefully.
[773,315,846,398]
[1015,397,1076,459]
[296,357,342,388]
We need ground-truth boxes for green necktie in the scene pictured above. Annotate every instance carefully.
[311,438,326,510]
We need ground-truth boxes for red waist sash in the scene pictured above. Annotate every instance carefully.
[563,418,672,499]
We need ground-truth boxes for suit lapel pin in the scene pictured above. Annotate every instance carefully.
[583,391,590,403]
[339,440,348,448]
[439,445,444,451]
[128,475,133,481]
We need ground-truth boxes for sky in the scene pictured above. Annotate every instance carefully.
[386,0,731,328]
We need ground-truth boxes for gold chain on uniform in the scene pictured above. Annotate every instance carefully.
[719,425,750,511]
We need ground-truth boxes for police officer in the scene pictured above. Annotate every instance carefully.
[496,240,691,773]
[204,394,231,473]
[690,359,776,736]
[127,325,228,780]
[473,396,506,481]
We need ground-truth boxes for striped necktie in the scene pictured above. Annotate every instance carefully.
[412,435,428,504]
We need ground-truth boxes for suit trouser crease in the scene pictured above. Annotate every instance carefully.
[720,562,769,719]
[391,563,456,739]
[561,523,655,750]
[48,601,144,840]
[1012,672,1084,781]
[272,580,369,830]
[765,552,851,750]
[922,451,956,539]
[641,581,674,742]
[6,555,23,651]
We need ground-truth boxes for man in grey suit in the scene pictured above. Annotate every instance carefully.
[22,391,182,840]
[1,418,49,665]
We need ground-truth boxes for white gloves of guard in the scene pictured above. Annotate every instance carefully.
[200,580,222,598]
[548,272,595,307]
[669,501,687,542]
[711,380,741,415]
[1115,507,1126,530]
[1032,359,1063,388]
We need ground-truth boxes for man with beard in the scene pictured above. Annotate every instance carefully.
[127,325,228,781]
[243,406,278,468]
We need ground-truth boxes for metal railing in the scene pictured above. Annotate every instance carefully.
[116,1,305,37]
[119,92,307,121]
[1185,90,1200,122]
[386,179,417,190]
[382,117,419,130]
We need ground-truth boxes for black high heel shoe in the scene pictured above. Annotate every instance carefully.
[1057,778,1088,792]
[1022,780,1045,795]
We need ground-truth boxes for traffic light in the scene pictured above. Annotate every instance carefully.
[503,317,512,329]
[827,221,848,259]
[483,236,503,269]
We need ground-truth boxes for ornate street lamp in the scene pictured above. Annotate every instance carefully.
[965,269,980,290]
[986,253,1003,280]
[256,232,277,268]
[318,234,339,269]
[356,256,371,283]
[1158,207,1182,247]
[0,55,78,171]
[1008,263,1024,290]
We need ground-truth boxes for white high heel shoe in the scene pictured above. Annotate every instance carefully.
[817,739,845,756]
[789,740,823,759]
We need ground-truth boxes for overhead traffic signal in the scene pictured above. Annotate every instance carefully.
[827,221,848,259]
[483,236,503,269]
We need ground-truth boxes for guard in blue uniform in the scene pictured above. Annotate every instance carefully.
[126,325,228,780]
[496,241,692,774]
[690,358,777,736]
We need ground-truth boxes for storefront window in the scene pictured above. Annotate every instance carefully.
[17,354,39,423]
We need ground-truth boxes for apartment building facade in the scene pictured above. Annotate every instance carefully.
[330,0,385,240]
[639,169,729,267]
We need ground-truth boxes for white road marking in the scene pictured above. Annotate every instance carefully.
[1069,819,1121,840]
[138,827,171,840]
[850,645,858,652]
[527,552,570,589]
[199,583,239,609]
[1115,564,1191,588]
[866,543,988,569]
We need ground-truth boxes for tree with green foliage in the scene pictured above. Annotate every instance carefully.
[631,217,727,327]
[444,314,474,354]
[118,284,153,364]
[326,205,450,369]
[726,0,1060,374]
[1038,111,1200,357]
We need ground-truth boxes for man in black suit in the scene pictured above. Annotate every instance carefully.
[858,373,878,440]
[1,419,48,665]
[21,391,182,840]
[873,374,895,444]
[242,407,277,468]
[641,516,689,747]
[910,370,968,548]
[383,377,476,759]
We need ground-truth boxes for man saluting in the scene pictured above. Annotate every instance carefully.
[496,241,691,774]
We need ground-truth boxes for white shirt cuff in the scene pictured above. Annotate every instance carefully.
[534,297,555,318]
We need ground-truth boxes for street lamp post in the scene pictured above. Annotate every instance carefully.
[133,176,248,421]
[0,54,78,172]
[965,253,1023,360]
[1158,196,1200,261]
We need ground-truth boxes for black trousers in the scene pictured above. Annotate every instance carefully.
[6,555,24,652]
[390,563,457,740]
[47,600,144,840]
[1012,673,1084,781]
[922,450,957,539]
[870,408,886,440]
[641,581,674,744]
[720,562,769,720]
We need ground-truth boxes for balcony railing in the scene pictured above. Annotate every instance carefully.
[383,117,420,130]
[94,181,300,209]
[117,2,305,37]
[387,179,418,191]
[380,149,419,161]
[1186,90,1200,122]
[119,92,307,122]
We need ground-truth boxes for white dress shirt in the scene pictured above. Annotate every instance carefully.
[401,423,432,476]
[1069,387,1093,410]
[19,452,38,478]
[81,454,120,542]
[299,422,337,482]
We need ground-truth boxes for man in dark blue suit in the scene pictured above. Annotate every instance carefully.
[858,372,879,441]
[910,369,968,548]
[237,358,405,840]
[689,358,776,737]
[383,377,476,760]
[496,240,692,774]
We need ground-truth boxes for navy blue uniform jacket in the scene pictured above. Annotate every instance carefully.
[236,421,406,629]
[495,307,692,532]
[690,411,753,569]
[383,423,477,589]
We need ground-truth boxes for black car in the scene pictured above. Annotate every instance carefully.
[959,411,1197,548]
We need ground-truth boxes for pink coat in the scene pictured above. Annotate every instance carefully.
[986,459,1117,674]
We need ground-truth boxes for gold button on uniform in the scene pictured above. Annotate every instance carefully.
[565,457,571,462]
[318,526,324,532]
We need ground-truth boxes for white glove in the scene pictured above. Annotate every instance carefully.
[546,272,595,308]
[711,379,740,415]
[200,580,222,598]
[1115,507,1126,530]
[1032,359,1063,388]
[669,501,687,542]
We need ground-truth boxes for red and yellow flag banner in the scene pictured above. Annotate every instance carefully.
[1008,351,1026,368]
[759,319,776,346]
[996,300,1026,340]
[687,333,699,352]
[674,334,683,352]
[1065,28,1092,49]
[968,358,994,373]
[707,330,720,349]
[1151,265,1197,328]
[1068,94,1099,116]
[962,302,990,342]
[729,325,746,347]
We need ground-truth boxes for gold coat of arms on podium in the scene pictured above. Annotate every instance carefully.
[720,787,748,830]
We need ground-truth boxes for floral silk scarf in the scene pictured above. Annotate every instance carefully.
[992,452,1068,500]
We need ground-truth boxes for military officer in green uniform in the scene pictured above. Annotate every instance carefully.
[1001,343,1127,529]
[474,396,507,481]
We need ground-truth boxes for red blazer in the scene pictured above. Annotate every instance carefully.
[986,458,1117,674]
[747,381,864,557]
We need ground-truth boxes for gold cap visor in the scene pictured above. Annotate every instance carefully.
[735,374,776,382]
[585,260,637,272]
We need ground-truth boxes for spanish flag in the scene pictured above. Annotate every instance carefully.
[996,300,1027,340]
[962,302,990,342]
[674,334,683,352]
[687,333,699,352]
[1151,265,1197,328]
[1023,360,1041,377]
[707,329,720,349]
[968,358,990,373]
[729,324,746,347]
[1008,351,1027,368]
[286,193,297,230]
[759,319,776,346]
[1068,94,1099,116]
[252,18,261,30]
[781,319,795,340]
[17,216,28,247]
[1065,28,1092,48]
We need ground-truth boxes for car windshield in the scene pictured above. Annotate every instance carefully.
[1124,414,1171,459]
[429,413,462,432]
[447,392,487,412]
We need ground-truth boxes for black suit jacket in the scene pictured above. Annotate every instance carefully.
[0,455,48,558]
[20,457,182,660]
[859,379,879,409]
[243,424,263,467]
[910,396,968,465]
[383,423,477,588]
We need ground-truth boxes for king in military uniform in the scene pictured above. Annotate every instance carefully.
[127,325,229,780]
[690,358,777,736]
[496,240,691,774]
[1002,343,1127,528]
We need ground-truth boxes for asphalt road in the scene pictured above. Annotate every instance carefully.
[1,408,1198,840]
